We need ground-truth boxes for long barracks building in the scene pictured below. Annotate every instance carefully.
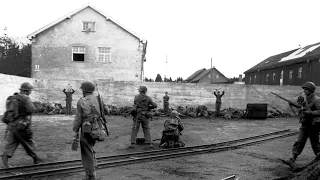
[244,42,320,86]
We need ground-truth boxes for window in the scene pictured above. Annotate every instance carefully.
[98,47,111,63]
[249,76,252,83]
[254,75,256,83]
[216,74,219,79]
[266,73,269,82]
[289,70,293,79]
[208,74,211,78]
[72,46,85,61]
[82,22,95,31]
[35,65,40,71]
[298,67,302,78]
[273,73,276,81]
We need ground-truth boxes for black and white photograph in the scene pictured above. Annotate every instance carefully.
[0,0,320,179]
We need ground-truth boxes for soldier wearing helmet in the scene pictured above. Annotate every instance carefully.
[163,91,170,116]
[73,81,109,180]
[159,110,185,148]
[282,81,320,169]
[129,85,157,148]
[2,82,45,168]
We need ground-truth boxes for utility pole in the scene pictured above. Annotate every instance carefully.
[165,55,168,82]
[211,58,213,84]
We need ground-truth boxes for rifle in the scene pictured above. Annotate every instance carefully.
[96,84,110,136]
[271,92,299,116]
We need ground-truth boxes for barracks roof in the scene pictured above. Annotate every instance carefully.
[244,42,320,74]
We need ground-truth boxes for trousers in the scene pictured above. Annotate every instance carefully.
[215,102,221,114]
[66,101,72,114]
[163,102,169,114]
[2,126,37,159]
[80,132,97,179]
[292,123,320,156]
[130,115,151,144]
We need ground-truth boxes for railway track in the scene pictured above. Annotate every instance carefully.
[0,129,298,179]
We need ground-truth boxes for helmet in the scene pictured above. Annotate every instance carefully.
[165,91,168,94]
[80,81,95,92]
[19,82,34,91]
[302,81,316,92]
[138,85,147,92]
[170,110,180,118]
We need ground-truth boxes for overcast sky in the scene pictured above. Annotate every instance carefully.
[1,0,320,80]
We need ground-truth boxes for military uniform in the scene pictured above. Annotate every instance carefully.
[160,111,185,148]
[63,88,75,115]
[214,90,225,115]
[1,82,44,168]
[283,82,320,168]
[73,81,108,180]
[130,86,157,147]
[292,93,320,156]
[163,92,170,115]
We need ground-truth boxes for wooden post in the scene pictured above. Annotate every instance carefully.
[211,58,213,84]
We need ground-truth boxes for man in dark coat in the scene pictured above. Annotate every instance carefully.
[63,85,75,115]
[1,82,45,168]
[129,85,157,148]
[282,81,320,168]
[73,81,109,180]
[214,89,225,116]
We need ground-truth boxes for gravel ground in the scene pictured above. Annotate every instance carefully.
[0,115,314,180]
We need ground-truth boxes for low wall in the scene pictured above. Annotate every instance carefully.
[1,74,317,115]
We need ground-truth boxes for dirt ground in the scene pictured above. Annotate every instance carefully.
[0,115,315,180]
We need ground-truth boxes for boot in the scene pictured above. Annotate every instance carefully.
[128,143,136,149]
[282,156,297,168]
[1,156,8,169]
[33,156,45,164]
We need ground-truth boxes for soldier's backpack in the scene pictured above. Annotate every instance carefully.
[1,95,22,124]
[82,98,107,141]
[160,119,184,148]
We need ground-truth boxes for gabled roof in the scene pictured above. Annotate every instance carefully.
[27,3,145,41]
[191,69,212,83]
[244,42,320,74]
[186,67,230,83]
[185,68,206,82]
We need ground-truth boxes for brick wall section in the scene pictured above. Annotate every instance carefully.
[1,74,319,115]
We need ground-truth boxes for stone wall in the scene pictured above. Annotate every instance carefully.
[1,74,316,116]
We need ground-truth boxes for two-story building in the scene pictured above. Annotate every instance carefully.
[27,4,147,81]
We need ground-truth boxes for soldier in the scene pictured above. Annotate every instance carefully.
[214,89,225,116]
[160,110,185,148]
[163,91,170,115]
[63,84,75,115]
[1,82,45,168]
[73,81,109,180]
[129,85,157,148]
[282,81,320,168]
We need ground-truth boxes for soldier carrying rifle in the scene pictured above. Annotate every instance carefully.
[129,85,157,149]
[73,81,109,180]
[281,81,320,169]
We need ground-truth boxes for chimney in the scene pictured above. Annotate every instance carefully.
[239,74,242,82]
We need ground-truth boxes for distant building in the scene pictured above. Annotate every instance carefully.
[244,42,320,86]
[185,67,230,83]
[27,4,147,81]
